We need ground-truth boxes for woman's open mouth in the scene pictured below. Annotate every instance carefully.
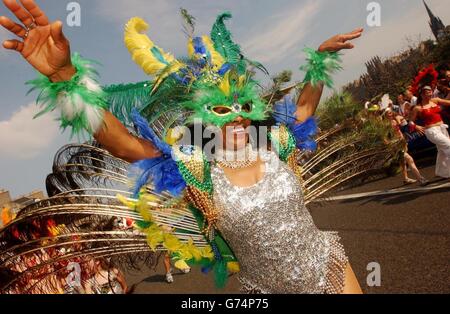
[231,125,246,135]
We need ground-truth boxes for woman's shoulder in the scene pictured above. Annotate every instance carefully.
[421,103,440,111]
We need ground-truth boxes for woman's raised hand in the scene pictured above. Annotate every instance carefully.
[0,0,75,81]
[318,28,364,53]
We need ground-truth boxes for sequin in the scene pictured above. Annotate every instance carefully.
[211,150,348,294]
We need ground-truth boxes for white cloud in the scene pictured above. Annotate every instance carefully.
[242,0,323,64]
[0,104,60,159]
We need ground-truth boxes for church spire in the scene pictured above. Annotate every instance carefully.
[423,0,446,40]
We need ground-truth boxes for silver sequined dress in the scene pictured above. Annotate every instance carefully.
[211,150,348,294]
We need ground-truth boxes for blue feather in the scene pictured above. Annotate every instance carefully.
[193,37,206,54]
[218,63,231,76]
[131,108,172,156]
[193,37,211,64]
[201,266,213,274]
[290,117,318,152]
[272,96,318,152]
[273,96,297,127]
[129,109,186,197]
[172,73,192,85]
[129,157,186,198]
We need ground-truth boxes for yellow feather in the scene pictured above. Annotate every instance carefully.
[116,194,136,209]
[238,75,246,88]
[163,233,183,251]
[187,36,225,70]
[187,38,195,59]
[174,260,190,270]
[218,72,231,96]
[124,17,182,79]
[146,225,164,251]
[227,261,240,273]
[200,246,214,260]
[201,36,225,69]
[165,127,183,146]
[178,247,193,261]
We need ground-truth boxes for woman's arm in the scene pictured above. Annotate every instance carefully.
[1,0,160,162]
[95,112,161,163]
[432,98,450,107]
[295,29,363,123]
[408,106,425,135]
[294,83,324,123]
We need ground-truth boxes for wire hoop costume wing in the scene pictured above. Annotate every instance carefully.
[0,142,211,294]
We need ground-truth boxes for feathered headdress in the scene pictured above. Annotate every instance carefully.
[124,12,246,88]
[122,10,270,131]
[410,65,438,96]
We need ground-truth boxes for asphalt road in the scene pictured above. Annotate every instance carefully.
[125,165,450,294]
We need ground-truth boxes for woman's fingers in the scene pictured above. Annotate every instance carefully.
[350,27,364,34]
[0,15,27,38]
[341,30,363,42]
[3,39,24,52]
[3,0,35,28]
[20,0,49,26]
[339,41,355,50]
[50,20,68,49]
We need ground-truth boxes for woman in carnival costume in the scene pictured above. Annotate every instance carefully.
[409,65,450,179]
[0,0,363,293]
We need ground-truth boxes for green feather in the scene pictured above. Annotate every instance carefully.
[300,48,342,88]
[26,53,108,138]
[244,57,269,76]
[141,76,191,125]
[211,12,242,65]
[214,259,229,288]
[104,81,153,127]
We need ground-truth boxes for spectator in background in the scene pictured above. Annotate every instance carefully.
[397,94,411,117]
[384,108,429,185]
[436,64,450,84]
[434,77,449,99]
[391,100,400,113]
[436,71,450,125]
[404,88,418,107]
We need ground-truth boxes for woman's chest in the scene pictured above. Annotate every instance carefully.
[212,163,303,222]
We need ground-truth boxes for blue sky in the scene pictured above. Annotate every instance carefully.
[1,0,449,197]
